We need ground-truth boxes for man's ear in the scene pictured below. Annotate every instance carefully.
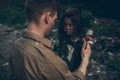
[44,12,52,24]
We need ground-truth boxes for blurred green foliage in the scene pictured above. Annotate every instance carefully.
[0,0,26,29]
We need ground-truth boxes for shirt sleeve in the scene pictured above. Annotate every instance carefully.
[23,47,64,80]
[24,47,85,80]
[73,70,85,80]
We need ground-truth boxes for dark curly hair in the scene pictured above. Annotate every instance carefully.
[58,10,85,44]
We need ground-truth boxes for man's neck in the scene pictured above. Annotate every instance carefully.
[27,22,45,37]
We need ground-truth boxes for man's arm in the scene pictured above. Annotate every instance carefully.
[73,38,91,79]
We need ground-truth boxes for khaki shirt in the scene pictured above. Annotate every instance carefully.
[9,31,85,80]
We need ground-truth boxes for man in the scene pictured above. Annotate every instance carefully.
[9,0,91,80]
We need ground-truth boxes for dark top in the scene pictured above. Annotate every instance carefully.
[58,39,83,72]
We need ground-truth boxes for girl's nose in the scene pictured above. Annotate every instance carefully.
[66,25,71,29]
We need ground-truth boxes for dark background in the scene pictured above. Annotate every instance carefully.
[0,0,120,25]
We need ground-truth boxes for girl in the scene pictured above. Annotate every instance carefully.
[58,10,85,72]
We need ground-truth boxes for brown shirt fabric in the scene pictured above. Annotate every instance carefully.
[9,31,85,80]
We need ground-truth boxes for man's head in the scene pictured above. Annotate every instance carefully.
[25,0,58,35]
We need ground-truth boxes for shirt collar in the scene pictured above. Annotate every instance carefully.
[22,31,54,49]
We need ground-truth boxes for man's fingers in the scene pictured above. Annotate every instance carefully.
[86,43,91,54]
[82,38,87,50]
[86,43,90,49]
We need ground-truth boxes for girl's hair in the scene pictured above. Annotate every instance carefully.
[58,10,85,43]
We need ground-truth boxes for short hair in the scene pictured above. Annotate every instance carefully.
[25,0,59,23]
[58,10,85,43]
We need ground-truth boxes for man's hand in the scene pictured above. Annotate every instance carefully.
[77,38,91,76]
[81,38,91,62]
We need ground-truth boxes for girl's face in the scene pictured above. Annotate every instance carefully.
[64,17,75,36]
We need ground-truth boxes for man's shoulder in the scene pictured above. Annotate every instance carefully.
[13,37,41,57]
[14,37,34,51]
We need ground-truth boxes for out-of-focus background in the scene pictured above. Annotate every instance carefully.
[0,0,120,80]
